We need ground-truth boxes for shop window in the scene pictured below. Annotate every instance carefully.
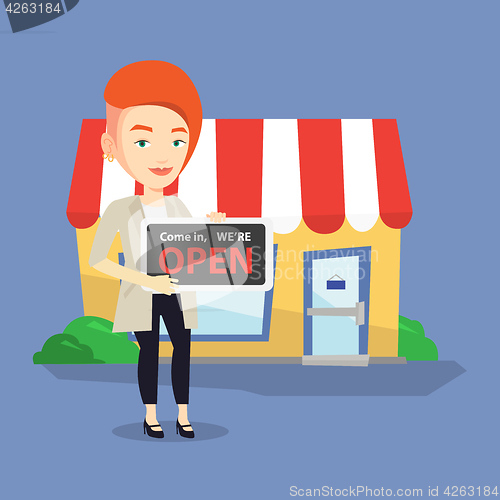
[128,244,277,342]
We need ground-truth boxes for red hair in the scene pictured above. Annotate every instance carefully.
[104,60,202,172]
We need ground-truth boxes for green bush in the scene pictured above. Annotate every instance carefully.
[33,316,139,364]
[398,315,438,360]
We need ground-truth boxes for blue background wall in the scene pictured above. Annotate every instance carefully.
[1,1,498,498]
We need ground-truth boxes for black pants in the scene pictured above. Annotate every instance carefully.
[134,293,191,405]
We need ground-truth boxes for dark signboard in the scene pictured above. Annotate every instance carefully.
[140,219,274,291]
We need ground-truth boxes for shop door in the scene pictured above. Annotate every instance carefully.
[303,247,371,356]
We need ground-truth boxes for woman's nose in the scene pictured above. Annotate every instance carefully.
[156,159,169,165]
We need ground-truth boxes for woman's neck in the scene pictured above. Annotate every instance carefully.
[140,186,164,206]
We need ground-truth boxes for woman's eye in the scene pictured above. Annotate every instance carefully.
[134,140,151,148]
[172,140,186,148]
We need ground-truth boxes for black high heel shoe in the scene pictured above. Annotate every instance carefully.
[144,419,164,438]
[176,419,195,438]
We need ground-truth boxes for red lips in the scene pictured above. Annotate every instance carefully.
[149,167,173,176]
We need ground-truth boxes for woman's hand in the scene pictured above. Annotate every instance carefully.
[206,211,226,223]
[147,275,179,295]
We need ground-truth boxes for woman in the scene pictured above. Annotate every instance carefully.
[88,60,225,438]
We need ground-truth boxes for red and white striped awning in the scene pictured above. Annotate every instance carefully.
[67,118,412,234]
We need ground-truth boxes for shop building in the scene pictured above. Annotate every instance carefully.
[67,118,412,365]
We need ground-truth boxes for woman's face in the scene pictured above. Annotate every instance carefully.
[116,105,189,190]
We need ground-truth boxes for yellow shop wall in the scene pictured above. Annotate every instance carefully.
[75,216,401,358]
[76,221,122,322]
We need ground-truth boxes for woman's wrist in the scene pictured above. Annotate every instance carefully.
[141,273,155,289]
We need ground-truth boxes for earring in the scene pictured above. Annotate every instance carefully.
[102,153,114,162]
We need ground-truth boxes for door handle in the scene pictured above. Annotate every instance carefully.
[307,301,365,326]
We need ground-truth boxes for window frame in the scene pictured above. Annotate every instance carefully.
[126,243,278,342]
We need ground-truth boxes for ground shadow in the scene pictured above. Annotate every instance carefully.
[43,361,466,396]
[112,421,228,442]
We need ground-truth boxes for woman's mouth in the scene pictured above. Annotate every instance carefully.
[149,167,173,176]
